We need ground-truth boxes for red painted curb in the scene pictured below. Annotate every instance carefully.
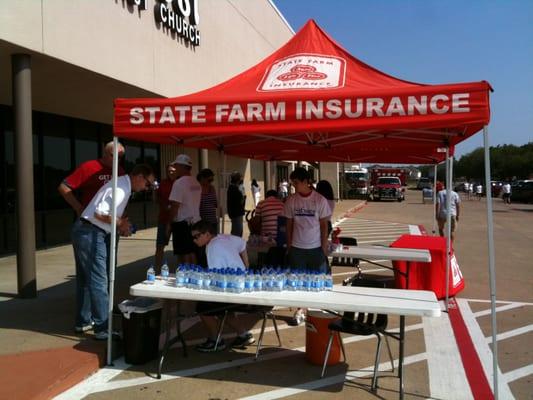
[0,342,105,400]
[448,298,494,400]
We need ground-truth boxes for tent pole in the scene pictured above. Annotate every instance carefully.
[432,164,437,235]
[483,125,499,399]
[107,136,119,365]
[444,149,451,311]
[219,150,226,234]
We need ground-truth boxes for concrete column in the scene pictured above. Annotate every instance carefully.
[12,54,36,298]
[265,161,272,190]
[199,148,208,169]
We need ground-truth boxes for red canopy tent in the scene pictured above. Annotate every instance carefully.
[110,20,500,398]
[114,20,490,162]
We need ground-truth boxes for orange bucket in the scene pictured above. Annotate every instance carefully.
[305,310,341,366]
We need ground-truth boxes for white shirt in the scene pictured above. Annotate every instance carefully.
[169,175,201,223]
[476,184,483,194]
[279,182,288,194]
[502,183,511,194]
[81,175,131,233]
[206,235,246,270]
[437,189,461,218]
[284,190,331,249]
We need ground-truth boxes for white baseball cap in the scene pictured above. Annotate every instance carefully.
[172,154,192,167]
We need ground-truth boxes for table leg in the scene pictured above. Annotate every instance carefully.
[399,315,405,400]
[157,300,188,379]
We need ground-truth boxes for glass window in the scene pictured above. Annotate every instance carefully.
[74,120,99,165]
[41,114,72,210]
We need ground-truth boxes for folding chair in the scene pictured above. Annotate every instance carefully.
[320,279,395,392]
[330,237,362,285]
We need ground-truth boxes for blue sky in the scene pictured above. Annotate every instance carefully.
[274,0,532,158]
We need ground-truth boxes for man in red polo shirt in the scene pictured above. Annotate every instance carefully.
[58,141,126,215]
[58,141,125,334]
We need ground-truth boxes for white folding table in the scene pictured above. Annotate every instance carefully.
[330,245,432,288]
[130,279,440,399]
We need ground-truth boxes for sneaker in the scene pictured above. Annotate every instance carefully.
[231,332,255,349]
[94,330,121,341]
[287,310,306,326]
[195,338,226,352]
[75,322,94,333]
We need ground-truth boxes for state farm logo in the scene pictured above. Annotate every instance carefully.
[257,54,346,92]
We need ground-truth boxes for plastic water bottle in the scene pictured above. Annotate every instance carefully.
[175,265,185,287]
[203,268,212,290]
[146,265,155,284]
[273,268,284,292]
[286,269,297,291]
[218,269,228,292]
[254,270,263,291]
[295,269,304,291]
[324,273,333,291]
[235,270,245,293]
[244,270,254,292]
[195,267,203,289]
[302,270,311,291]
[160,261,169,281]
[311,271,322,292]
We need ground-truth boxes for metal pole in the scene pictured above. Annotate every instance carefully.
[12,54,37,298]
[199,148,208,170]
[483,126,499,399]
[265,160,272,190]
[219,150,226,234]
[444,149,451,311]
[106,137,119,365]
[432,164,437,235]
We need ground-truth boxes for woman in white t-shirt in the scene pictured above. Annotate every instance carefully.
[190,220,255,353]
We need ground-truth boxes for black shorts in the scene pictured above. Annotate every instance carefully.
[171,221,197,255]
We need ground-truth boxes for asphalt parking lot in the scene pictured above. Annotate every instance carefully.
[55,189,533,399]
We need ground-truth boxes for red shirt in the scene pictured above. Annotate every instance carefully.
[63,159,125,207]
[157,178,174,223]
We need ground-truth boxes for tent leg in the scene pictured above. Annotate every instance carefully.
[107,137,119,366]
[432,164,437,235]
[483,126,499,399]
[444,149,452,312]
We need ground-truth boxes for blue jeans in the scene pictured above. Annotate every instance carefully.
[231,216,243,237]
[71,220,111,333]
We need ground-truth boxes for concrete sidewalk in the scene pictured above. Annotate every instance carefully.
[0,199,366,400]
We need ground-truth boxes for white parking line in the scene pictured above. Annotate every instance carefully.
[60,323,424,397]
[423,311,473,399]
[238,353,428,400]
[485,324,533,343]
[474,303,526,317]
[503,364,533,383]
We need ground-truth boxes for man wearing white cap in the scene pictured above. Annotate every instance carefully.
[168,154,202,264]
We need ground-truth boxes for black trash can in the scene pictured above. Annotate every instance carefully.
[119,298,162,365]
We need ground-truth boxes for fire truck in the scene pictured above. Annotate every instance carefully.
[369,167,408,186]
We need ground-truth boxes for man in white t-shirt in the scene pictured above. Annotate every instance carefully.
[72,164,155,340]
[502,182,511,204]
[190,220,254,352]
[168,154,202,265]
[436,184,461,241]
[284,167,331,325]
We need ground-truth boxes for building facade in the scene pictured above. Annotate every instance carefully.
[0,0,294,256]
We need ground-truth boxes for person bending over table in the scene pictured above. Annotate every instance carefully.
[284,167,331,325]
[191,220,255,352]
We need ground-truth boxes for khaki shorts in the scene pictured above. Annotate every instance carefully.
[437,216,457,232]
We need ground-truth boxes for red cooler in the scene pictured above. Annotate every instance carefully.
[305,310,341,365]
[390,234,465,299]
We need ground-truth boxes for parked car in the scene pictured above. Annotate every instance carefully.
[416,177,432,190]
[511,180,533,203]
[370,177,405,202]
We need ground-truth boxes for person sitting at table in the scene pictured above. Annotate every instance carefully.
[191,220,255,352]
[255,189,285,240]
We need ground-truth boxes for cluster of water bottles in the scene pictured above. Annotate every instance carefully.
[145,262,334,293]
